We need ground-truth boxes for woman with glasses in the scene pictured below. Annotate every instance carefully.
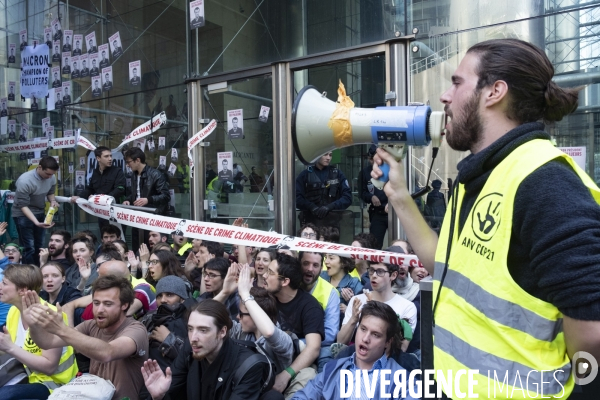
[146,249,193,297]
[321,254,362,320]
[39,261,82,306]
[70,238,98,294]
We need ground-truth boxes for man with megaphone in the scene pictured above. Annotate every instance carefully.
[372,39,600,399]
[296,151,352,229]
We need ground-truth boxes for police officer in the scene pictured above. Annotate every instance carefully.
[296,151,352,228]
[360,145,388,249]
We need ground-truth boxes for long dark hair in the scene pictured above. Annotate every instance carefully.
[147,249,184,286]
[468,39,580,124]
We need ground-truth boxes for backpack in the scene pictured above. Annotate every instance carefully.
[232,341,276,394]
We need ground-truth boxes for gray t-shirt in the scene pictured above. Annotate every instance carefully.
[229,320,293,370]
[13,169,56,217]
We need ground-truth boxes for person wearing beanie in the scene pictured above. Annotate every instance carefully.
[139,275,190,393]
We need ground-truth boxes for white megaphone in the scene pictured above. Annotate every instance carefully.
[291,85,445,190]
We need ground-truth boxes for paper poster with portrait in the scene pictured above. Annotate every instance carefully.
[158,137,165,150]
[52,41,61,62]
[51,67,61,88]
[168,163,177,177]
[227,109,244,139]
[0,117,6,137]
[44,28,53,47]
[20,123,29,142]
[171,148,178,162]
[89,53,100,77]
[91,76,102,98]
[190,0,205,29]
[107,103,133,136]
[102,66,113,92]
[68,161,74,174]
[217,151,233,181]
[42,117,50,137]
[159,155,167,169]
[133,138,146,150]
[147,137,155,153]
[109,32,123,58]
[129,60,141,86]
[63,30,73,52]
[8,120,16,140]
[62,52,71,75]
[0,98,7,118]
[7,81,16,101]
[80,156,86,169]
[258,105,270,123]
[79,54,89,77]
[52,18,62,40]
[61,81,72,105]
[98,44,110,69]
[54,87,63,108]
[8,44,16,63]
[73,34,83,55]
[75,170,86,195]
[64,129,73,137]
[71,55,80,79]
[19,29,27,51]
[85,31,97,54]
[46,126,54,140]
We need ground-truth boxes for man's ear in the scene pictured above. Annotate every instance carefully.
[483,80,509,108]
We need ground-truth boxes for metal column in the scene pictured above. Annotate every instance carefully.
[273,63,294,235]
[188,80,205,221]
[387,39,411,243]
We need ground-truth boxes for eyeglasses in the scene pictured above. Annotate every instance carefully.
[301,232,317,239]
[239,312,251,318]
[4,248,19,254]
[148,259,160,265]
[125,159,133,165]
[202,272,221,279]
[368,267,391,277]
[265,269,286,279]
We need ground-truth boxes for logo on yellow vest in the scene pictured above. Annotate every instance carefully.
[471,193,503,242]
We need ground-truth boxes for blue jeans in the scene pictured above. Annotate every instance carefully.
[0,383,51,400]
[14,214,46,266]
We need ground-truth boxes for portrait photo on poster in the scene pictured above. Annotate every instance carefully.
[8,43,16,63]
[51,67,61,88]
[52,18,62,40]
[91,76,102,97]
[0,99,7,118]
[19,29,27,50]
[44,27,52,47]
[109,32,123,58]
[8,120,16,140]
[190,0,205,29]
[147,137,155,152]
[42,117,50,137]
[217,151,234,181]
[61,81,72,105]
[98,44,110,69]
[158,136,165,150]
[227,109,244,139]
[80,54,89,77]
[171,148,178,162]
[46,126,54,140]
[159,155,167,169]
[8,81,16,101]
[62,52,71,75]
[20,123,29,142]
[76,170,86,194]
[102,66,113,91]
[63,30,73,52]
[71,55,80,79]
[52,41,61,62]
[89,53,99,76]
[86,31,97,53]
[73,34,83,55]
[54,87,63,108]
[258,105,270,123]
[129,60,141,86]
[80,156,86,169]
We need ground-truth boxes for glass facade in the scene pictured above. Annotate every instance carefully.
[1,0,598,246]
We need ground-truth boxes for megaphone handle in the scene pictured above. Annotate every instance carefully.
[371,144,406,190]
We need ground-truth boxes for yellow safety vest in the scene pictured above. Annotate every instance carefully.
[172,241,193,256]
[433,140,593,399]
[311,277,339,310]
[132,275,156,293]
[6,301,78,392]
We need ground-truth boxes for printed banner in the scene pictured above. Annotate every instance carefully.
[112,112,167,152]
[187,119,217,170]
[55,195,421,266]
[20,44,50,98]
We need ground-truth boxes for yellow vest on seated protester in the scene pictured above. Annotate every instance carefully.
[6,301,78,392]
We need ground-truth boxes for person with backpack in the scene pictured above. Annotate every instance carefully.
[142,299,279,400]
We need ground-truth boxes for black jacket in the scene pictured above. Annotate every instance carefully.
[129,165,170,215]
[80,164,126,201]
[166,337,267,400]
[39,284,82,306]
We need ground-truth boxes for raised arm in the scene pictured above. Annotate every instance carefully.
[238,265,275,337]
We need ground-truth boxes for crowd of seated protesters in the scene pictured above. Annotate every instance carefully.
[0,217,421,400]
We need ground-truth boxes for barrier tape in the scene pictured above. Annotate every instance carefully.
[112,112,167,152]
[55,195,422,267]
[187,119,218,171]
